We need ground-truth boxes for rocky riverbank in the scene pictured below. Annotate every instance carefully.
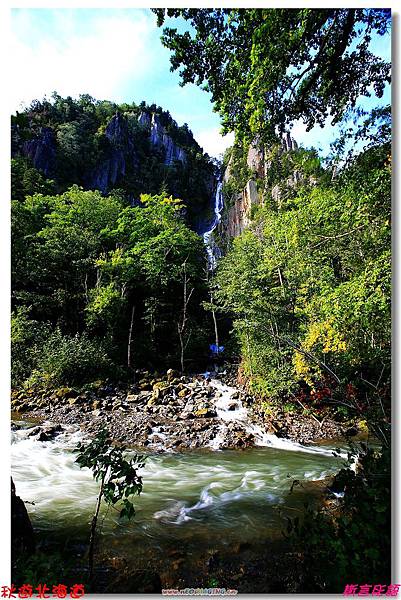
[11,368,362,451]
[12,367,357,595]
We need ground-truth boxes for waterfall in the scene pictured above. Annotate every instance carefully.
[203,181,224,270]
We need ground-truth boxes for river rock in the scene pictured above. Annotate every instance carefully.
[126,393,139,403]
[195,408,217,418]
[68,397,80,406]
[166,368,177,381]
[26,424,63,441]
[55,387,78,400]
[345,425,358,437]
[180,411,195,420]
[150,435,165,445]
[11,478,35,563]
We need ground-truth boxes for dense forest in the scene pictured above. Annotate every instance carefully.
[11,94,217,226]
[11,7,391,595]
[11,96,220,387]
[153,6,391,423]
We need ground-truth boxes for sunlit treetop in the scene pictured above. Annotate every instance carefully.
[153,9,391,142]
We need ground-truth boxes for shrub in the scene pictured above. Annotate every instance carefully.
[11,307,51,387]
[26,328,113,388]
[288,442,391,592]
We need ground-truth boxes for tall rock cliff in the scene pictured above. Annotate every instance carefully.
[224,179,259,239]
[219,133,313,244]
[11,96,217,231]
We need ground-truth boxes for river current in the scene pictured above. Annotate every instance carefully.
[12,377,346,575]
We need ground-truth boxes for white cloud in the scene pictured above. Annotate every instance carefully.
[10,10,156,110]
[194,128,235,159]
[9,10,236,159]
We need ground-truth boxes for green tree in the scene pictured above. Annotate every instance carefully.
[11,158,56,201]
[88,193,207,369]
[74,430,145,585]
[289,444,390,592]
[153,9,390,141]
[214,143,390,404]
[12,188,210,386]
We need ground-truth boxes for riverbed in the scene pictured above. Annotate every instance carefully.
[12,406,347,590]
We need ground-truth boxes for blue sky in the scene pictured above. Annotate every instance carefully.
[11,8,234,157]
[10,8,391,158]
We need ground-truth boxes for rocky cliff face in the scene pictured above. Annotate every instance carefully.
[148,113,187,166]
[13,111,189,196]
[88,112,188,194]
[20,127,56,177]
[221,134,301,241]
[246,133,298,179]
[224,179,259,239]
[12,97,218,231]
[87,112,137,193]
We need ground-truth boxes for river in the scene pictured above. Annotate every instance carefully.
[12,375,347,587]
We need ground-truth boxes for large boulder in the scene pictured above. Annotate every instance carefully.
[11,478,35,563]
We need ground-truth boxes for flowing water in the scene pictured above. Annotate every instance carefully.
[203,181,223,270]
[12,377,347,575]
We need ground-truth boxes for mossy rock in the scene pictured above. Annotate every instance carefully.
[153,381,168,391]
[194,408,209,417]
[167,368,178,381]
[151,389,160,401]
[55,387,77,399]
[357,419,369,433]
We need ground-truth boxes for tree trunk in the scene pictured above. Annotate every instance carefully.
[178,324,184,374]
[178,259,194,374]
[212,308,219,349]
[88,474,105,586]
[127,304,136,369]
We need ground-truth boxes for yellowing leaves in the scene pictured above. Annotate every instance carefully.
[293,351,315,387]
[303,319,347,354]
[294,319,347,385]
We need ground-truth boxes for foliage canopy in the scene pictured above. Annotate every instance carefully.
[153,9,391,141]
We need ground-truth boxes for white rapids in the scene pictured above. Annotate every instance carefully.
[208,377,347,459]
[11,406,347,543]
